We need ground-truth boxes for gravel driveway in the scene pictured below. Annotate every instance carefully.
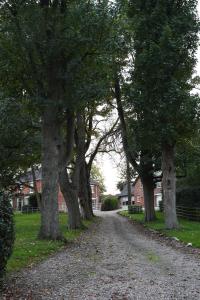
[2,211,200,300]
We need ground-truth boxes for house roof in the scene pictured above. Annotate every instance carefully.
[118,182,134,198]
[90,179,99,186]
[20,168,98,186]
[20,168,42,183]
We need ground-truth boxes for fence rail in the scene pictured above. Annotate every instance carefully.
[176,206,200,222]
[21,207,40,214]
[160,204,200,222]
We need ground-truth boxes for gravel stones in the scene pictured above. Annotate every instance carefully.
[2,211,200,299]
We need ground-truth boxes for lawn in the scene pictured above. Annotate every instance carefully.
[7,213,93,273]
[120,211,200,248]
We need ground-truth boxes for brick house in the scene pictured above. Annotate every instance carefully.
[118,183,135,208]
[90,179,101,210]
[12,169,101,212]
[118,177,162,209]
[134,177,162,209]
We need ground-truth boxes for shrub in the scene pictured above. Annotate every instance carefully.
[159,200,164,212]
[176,187,200,208]
[0,193,15,283]
[29,193,41,209]
[128,205,142,214]
[101,196,119,211]
[22,205,32,214]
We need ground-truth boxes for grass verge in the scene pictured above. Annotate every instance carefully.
[7,213,93,273]
[119,211,200,248]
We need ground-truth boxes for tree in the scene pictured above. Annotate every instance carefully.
[0,192,15,283]
[0,0,115,237]
[176,134,200,188]
[105,1,158,221]
[0,97,41,191]
[114,74,157,221]
[129,0,199,228]
[91,164,106,194]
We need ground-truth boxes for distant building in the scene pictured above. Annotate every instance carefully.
[90,179,101,210]
[133,177,162,209]
[118,182,135,208]
[118,177,162,209]
[12,169,101,212]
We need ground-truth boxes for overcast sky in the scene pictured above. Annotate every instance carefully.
[100,2,200,195]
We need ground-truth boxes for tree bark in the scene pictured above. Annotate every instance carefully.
[58,111,83,229]
[126,160,132,206]
[39,106,61,240]
[86,164,94,215]
[141,175,155,222]
[59,168,82,229]
[162,143,178,229]
[115,75,156,220]
[79,162,93,219]
[77,113,93,219]
[31,165,41,211]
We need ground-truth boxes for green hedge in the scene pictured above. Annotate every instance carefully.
[101,196,119,211]
[176,187,200,208]
[29,193,41,208]
[0,193,15,284]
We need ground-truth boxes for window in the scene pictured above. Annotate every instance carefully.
[91,185,95,194]
[156,182,162,188]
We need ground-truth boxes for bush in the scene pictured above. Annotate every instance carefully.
[159,200,164,212]
[29,193,41,209]
[0,193,15,283]
[128,205,142,214]
[101,196,119,211]
[22,205,32,214]
[176,187,200,208]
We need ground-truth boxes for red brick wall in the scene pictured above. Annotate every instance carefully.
[134,178,144,206]
[134,178,162,207]
[14,179,100,211]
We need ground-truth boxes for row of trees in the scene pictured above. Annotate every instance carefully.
[115,0,199,229]
[0,0,121,240]
[0,0,199,249]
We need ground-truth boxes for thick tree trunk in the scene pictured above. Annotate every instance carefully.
[59,169,82,229]
[58,112,83,229]
[39,107,61,240]
[141,175,156,222]
[162,143,178,229]
[79,162,93,219]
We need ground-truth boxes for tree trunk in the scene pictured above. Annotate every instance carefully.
[79,162,93,219]
[141,175,156,222]
[58,112,83,229]
[59,169,82,229]
[39,107,61,240]
[126,159,132,206]
[162,143,178,229]
[86,164,94,215]
[31,165,41,211]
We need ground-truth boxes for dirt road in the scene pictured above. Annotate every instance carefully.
[3,211,200,299]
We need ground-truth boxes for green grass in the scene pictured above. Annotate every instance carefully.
[146,251,160,263]
[7,213,93,273]
[120,211,200,248]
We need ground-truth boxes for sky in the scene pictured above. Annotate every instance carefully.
[99,1,200,195]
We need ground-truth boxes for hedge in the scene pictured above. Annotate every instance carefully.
[0,193,15,284]
[176,187,200,208]
[101,196,119,211]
